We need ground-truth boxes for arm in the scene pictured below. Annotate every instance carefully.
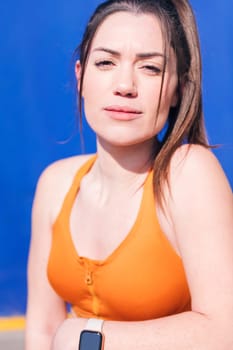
[52,145,233,350]
[25,165,67,350]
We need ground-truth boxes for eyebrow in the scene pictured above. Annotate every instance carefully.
[92,47,166,59]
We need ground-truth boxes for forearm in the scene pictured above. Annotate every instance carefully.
[104,311,225,350]
[25,310,66,350]
[25,330,54,350]
[52,311,231,350]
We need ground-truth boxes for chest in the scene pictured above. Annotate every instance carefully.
[48,202,191,320]
[69,183,144,261]
[48,161,189,320]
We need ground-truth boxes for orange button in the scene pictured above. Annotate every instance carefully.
[85,272,93,285]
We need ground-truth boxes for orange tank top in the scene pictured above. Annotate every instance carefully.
[47,155,191,321]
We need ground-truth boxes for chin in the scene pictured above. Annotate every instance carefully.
[97,133,155,149]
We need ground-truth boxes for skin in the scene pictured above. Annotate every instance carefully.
[25,12,233,350]
[76,12,178,148]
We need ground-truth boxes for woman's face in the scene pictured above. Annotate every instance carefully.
[76,12,178,147]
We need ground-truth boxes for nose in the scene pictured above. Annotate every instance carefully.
[113,65,137,98]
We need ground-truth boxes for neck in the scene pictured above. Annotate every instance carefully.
[92,137,158,186]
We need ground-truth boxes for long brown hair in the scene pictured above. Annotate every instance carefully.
[74,0,209,206]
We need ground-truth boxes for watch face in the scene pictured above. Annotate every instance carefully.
[79,330,103,350]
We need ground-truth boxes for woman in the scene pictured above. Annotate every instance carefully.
[25,0,233,349]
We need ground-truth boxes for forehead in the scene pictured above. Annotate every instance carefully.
[91,12,164,53]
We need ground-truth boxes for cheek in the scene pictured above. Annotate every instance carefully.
[82,76,96,101]
[146,78,178,133]
[160,76,178,111]
[82,74,101,128]
[82,65,101,99]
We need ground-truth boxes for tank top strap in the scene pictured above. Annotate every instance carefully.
[54,154,97,224]
[70,154,97,192]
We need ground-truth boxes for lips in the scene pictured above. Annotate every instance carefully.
[104,105,142,113]
[103,105,142,120]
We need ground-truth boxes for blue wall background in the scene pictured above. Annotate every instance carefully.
[0,1,232,316]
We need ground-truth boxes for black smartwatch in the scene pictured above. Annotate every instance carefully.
[79,318,104,350]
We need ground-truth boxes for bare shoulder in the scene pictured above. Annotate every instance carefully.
[165,144,233,236]
[37,154,93,189]
[32,154,94,223]
[169,144,232,195]
[170,143,221,173]
[158,144,232,255]
[164,148,233,323]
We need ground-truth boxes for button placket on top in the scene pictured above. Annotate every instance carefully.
[81,258,100,316]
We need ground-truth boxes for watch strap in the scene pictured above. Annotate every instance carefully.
[85,318,104,332]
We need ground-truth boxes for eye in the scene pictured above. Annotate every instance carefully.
[95,60,115,69]
[141,65,162,75]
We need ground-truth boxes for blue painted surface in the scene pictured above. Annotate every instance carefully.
[0,0,232,316]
